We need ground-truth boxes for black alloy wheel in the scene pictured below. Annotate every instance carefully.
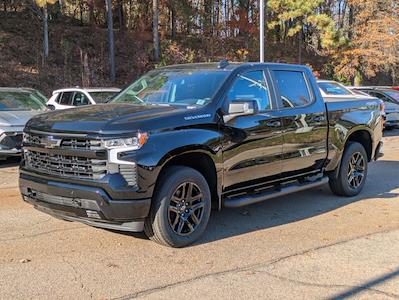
[168,182,205,236]
[144,166,211,247]
[329,141,368,197]
[347,152,366,189]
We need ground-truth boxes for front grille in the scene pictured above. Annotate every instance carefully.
[25,150,107,180]
[61,139,102,150]
[24,132,102,150]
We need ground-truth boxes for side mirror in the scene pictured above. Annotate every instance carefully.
[223,99,259,122]
[47,104,56,111]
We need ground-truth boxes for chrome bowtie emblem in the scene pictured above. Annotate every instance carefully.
[42,136,62,148]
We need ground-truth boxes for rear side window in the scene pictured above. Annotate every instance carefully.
[59,92,74,105]
[273,70,312,108]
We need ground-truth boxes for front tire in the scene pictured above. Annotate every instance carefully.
[144,166,211,247]
[329,142,368,197]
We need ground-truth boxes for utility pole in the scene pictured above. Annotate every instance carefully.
[153,0,160,61]
[105,0,116,82]
[259,0,265,62]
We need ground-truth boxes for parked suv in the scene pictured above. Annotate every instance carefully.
[0,87,47,159]
[47,87,121,110]
[20,62,384,247]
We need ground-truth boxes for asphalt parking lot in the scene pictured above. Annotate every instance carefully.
[1,130,399,299]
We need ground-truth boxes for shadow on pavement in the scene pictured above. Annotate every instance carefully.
[198,159,399,245]
[329,267,399,299]
[101,159,399,245]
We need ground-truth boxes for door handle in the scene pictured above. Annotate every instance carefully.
[266,120,281,127]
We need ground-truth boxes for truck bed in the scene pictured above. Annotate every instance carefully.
[324,96,384,172]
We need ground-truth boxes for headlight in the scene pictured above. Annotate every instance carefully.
[102,132,148,150]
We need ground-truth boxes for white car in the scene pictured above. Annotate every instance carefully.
[47,87,121,110]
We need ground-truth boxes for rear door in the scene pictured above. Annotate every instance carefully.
[269,66,328,177]
[222,68,283,193]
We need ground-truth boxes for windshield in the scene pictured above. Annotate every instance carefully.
[385,90,399,102]
[0,91,46,111]
[318,82,352,95]
[90,91,119,103]
[111,69,229,106]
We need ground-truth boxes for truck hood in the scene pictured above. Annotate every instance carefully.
[25,104,188,135]
[0,110,43,127]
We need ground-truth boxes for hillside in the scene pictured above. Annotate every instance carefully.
[1,9,393,97]
[0,10,152,95]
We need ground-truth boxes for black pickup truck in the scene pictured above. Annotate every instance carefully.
[19,62,384,247]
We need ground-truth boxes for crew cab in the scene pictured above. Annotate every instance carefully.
[19,62,384,247]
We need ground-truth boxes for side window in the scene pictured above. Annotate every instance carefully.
[227,70,271,111]
[273,70,312,108]
[73,92,89,106]
[59,92,74,105]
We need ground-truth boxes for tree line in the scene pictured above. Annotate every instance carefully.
[1,0,398,86]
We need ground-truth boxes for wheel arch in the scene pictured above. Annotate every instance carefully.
[344,128,373,162]
[155,147,221,210]
[327,127,373,179]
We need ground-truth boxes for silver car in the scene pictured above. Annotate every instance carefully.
[0,88,47,159]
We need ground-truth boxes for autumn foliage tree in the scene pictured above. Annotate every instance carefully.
[333,0,399,84]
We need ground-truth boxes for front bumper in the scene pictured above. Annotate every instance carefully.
[19,172,151,232]
[0,149,21,157]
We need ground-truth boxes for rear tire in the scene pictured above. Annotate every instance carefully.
[329,142,368,197]
[144,166,211,247]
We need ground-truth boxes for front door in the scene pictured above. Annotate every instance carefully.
[221,69,283,193]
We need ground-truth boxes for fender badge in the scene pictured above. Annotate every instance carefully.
[184,114,211,121]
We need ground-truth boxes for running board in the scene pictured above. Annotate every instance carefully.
[223,177,329,208]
